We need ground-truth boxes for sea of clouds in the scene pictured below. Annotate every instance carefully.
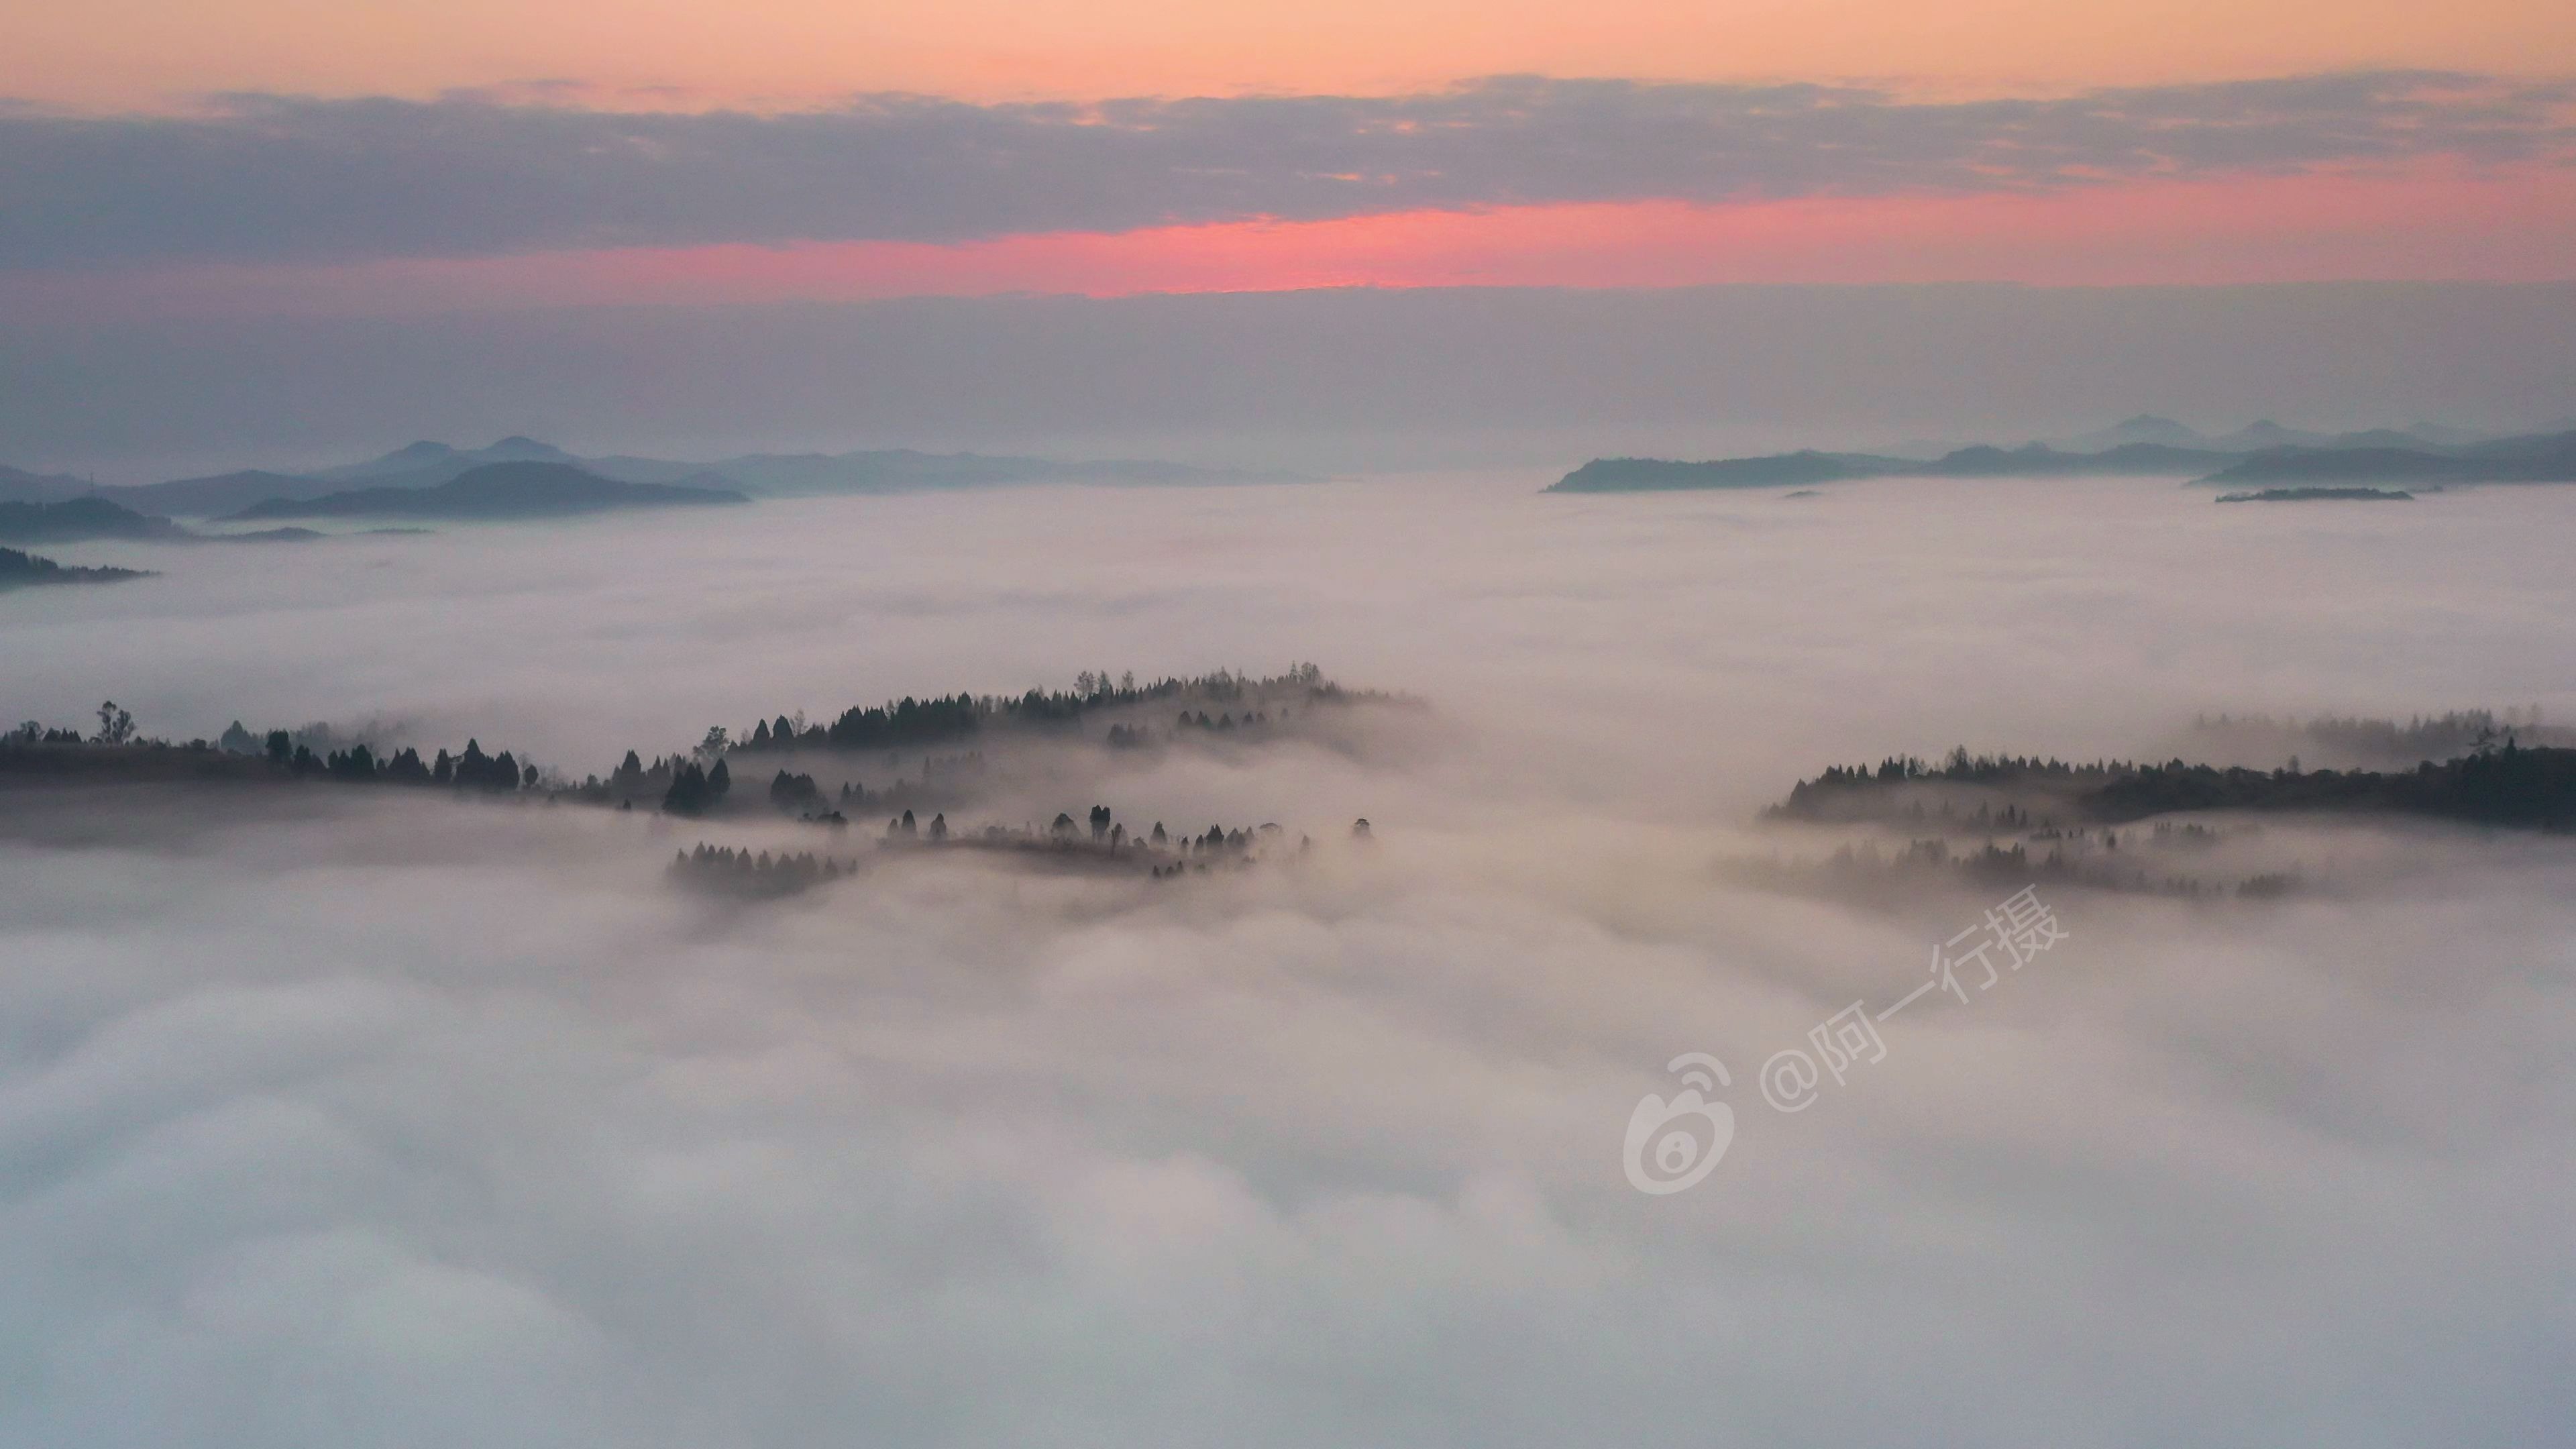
[4,472,2573,1446]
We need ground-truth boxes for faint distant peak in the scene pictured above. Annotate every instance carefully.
[2115,413,2191,435]
[2057,415,2213,451]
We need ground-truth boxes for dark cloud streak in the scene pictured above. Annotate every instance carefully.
[0,72,2568,267]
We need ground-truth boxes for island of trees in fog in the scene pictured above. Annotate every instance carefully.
[667,812,1356,900]
[1747,720,2576,902]
[2214,487,2414,503]
[1769,735,2576,832]
[720,663,1348,754]
[17,676,2573,906]
[0,547,152,590]
[1,663,1391,891]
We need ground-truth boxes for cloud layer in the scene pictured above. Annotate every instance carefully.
[3,71,2570,267]
[5,475,2575,1445]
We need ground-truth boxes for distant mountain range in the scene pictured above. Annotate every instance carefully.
[110,470,350,519]
[2051,415,2483,455]
[1550,419,2576,494]
[223,462,749,521]
[0,497,356,545]
[0,437,1313,517]
[631,449,1311,496]
[2196,430,2576,488]
[1552,442,2236,492]
[0,464,95,505]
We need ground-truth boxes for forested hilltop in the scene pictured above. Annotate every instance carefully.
[1738,712,2576,906]
[2188,707,2570,769]
[720,663,1365,754]
[1,664,1398,885]
[2,712,537,790]
[2214,487,2412,503]
[1768,736,2576,832]
[0,498,188,543]
[1,547,152,590]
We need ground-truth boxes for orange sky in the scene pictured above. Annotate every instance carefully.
[4,2,2571,302]
[7,0,2575,111]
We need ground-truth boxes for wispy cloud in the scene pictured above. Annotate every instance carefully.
[1,72,2568,268]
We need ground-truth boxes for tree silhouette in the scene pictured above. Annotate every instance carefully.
[662,761,712,814]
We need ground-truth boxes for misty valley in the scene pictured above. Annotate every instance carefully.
[7,444,2575,1448]
[9,3,2576,1435]
[11,664,2571,918]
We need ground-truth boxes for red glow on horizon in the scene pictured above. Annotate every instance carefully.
[18,162,2574,321]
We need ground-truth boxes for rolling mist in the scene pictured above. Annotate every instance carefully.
[5,471,2573,1445]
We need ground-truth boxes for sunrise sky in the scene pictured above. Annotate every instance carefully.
[3,0,2572,310]
[13,0,2576,109]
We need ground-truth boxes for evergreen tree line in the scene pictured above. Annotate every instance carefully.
[1788,839,2303,901]
[1768,751,2135,821]
[869,804,1313,863]
[2192,708,2570,761]
[5,712,539,790]
[7,700,140,747]
[668,843,857,898]
[266,731,534,790]
[1771,742,2576,831]
[2086,742,2576,828]
[727,664,1333,754]
[1175,709,1271,733]
[659,757,732,815]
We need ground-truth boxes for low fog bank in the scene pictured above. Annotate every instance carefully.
[13,472,2576,818]
[5,470,2575,1445]
[4,761,2571,1446]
